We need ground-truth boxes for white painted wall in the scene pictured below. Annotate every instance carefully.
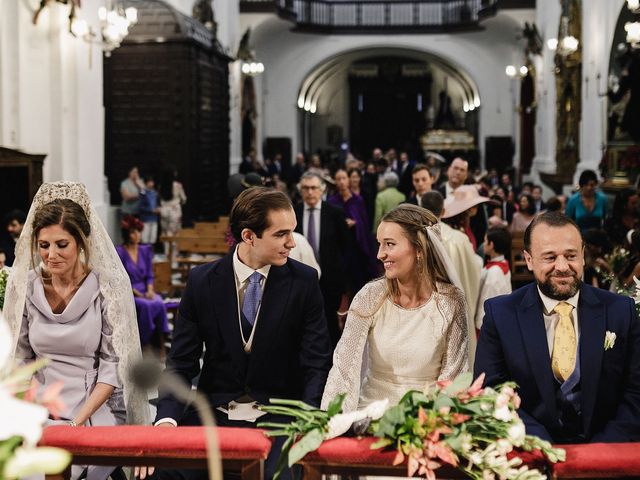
[251,11,533,170]
[0,0,107,219]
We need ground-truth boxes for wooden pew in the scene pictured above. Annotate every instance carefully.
[40,426,272,480]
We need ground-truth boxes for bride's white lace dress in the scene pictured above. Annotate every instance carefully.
[321,278,469,412]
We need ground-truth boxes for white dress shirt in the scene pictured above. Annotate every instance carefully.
[537,287,581,359]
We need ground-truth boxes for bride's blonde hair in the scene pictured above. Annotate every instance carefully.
[380,204,453,300]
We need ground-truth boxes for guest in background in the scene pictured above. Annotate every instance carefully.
[295,172,349,346]
[531,185,546,213]
[350,167,375,226]
[373,172,406,232]
[510,194,537,234]
[617,229,640,289]
[475,226,512,330]
[1,209,26,267]
[139,176,160,245]
[406,164,434,208]
[395,151,415,197]
[328,169,378,295]
[604,188,639,247]
[495,187,516,224]
[583,229,613,290]
[442,185,491,251]
[545,196,564,214]
[159,168,187,238]
[565,170,608,233]
[116,215,170,357]
[120,166,145,217]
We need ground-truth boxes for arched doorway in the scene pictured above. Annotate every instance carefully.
[296,47,481,162]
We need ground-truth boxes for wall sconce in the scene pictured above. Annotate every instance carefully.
[237,28,265,76]
[625,21,640,48]
[69,2,137,56]
[549,15,579,57]
[505,65,529,78]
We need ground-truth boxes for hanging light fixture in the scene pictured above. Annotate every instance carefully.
[70,1,138,56]
[237,28,265,77]
[628,0,640,13]
[552,16,579,57]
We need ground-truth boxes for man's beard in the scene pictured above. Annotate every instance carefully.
[537,271,582,300]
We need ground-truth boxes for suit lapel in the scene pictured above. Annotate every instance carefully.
[517,285,559,421]
[210,255,248,371]
[248,263,292,365]
[578,285,605,437]
[319,203,329,258]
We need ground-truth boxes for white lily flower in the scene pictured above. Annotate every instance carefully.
[363,399,389,420]
[3,446,71,478]
[326,411,363,440]
[0,391,48,445]
[507,420,526,446]
[495,439,513,455]
[493,404,513,422]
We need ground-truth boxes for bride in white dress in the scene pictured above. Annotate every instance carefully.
[322,204,470,412]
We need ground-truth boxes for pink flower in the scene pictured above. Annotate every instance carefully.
[451,413,471,425]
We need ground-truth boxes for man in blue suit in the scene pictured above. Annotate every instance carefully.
[151,187,332,479]
[475,211,640,443]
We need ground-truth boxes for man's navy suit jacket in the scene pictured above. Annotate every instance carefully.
[474,282,640,443]
[155,254,332,423]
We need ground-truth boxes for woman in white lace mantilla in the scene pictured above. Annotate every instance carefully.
[4,182,149,479]
[321,204,470,412]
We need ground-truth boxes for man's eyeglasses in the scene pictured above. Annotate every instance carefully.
[301,185,321,191]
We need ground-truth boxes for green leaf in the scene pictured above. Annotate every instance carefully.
[442,372,473,396]
[287,428,325,467]
[326,394,346,417]
[433,394,455,411]
[370,437,392,449]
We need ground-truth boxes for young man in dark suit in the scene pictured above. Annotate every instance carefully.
[295,172,349,346]
[149,187,332,479]
[475,212,640,443]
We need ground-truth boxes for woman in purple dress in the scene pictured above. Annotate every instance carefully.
[328,169,380,295]
[116,216,169,356]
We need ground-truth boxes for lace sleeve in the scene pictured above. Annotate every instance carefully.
[437,286,470,382]
[321,280,385,412]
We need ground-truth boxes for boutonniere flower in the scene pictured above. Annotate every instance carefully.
[604,331,617,351]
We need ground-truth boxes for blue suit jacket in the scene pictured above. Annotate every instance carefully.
[474,282,640,443]
[155,254,332,423]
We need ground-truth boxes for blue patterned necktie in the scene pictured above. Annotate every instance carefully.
[242,271,262,327]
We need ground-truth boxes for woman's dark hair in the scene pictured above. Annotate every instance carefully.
[31,199,91,268]
[518,194,536,216]
[121,215,144,245]
[442,211,469,230]
[159,168,178,201]
[611,188,638,220]
[578,169,598,188]
[347,168,361,179]
[486,226,511,256]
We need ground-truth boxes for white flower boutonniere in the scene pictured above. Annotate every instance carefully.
[604,331,617,351]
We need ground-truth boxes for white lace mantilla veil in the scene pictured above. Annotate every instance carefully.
[4,182,150,425]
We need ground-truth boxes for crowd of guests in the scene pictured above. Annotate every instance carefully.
[1,147,640,480]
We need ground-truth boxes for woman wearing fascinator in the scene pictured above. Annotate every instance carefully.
[321,203,470,412]
[116,215,170,358]
[4,182,149,480]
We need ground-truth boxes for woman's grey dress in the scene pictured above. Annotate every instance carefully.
[17,270,126,480]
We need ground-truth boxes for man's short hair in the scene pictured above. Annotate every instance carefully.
[4,209,26,226]
[421,191,444,218]
[411,164,431,177]
[545,196,562,212]
[523,211,582,252]
[229,187,292,242]
[299,171,326,187]
[486,226,511,256]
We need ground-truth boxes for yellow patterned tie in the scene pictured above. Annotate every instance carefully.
[551,301,576,382]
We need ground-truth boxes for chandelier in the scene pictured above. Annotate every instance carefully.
[547,16,579,57]
[71,1,138,56]
[626,0,640,48]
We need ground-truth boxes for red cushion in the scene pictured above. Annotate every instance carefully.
[40,426,272,460]
[552,443,640,478]
[305,437,546,470]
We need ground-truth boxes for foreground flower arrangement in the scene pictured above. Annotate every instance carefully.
[0,314,70,479]
[0,269,8,311]
[259,373,565,480]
